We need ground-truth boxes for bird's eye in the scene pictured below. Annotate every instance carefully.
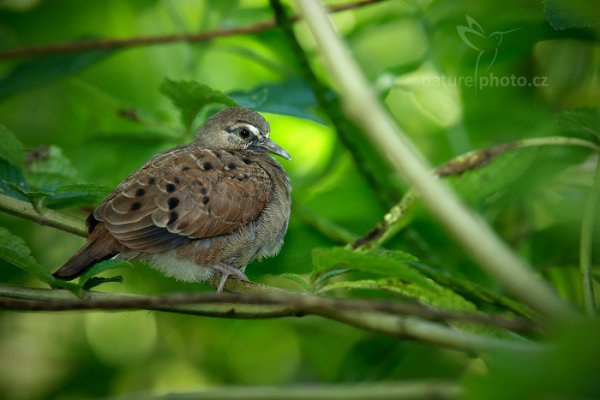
[239,128,251,139]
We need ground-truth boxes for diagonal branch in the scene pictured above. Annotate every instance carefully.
[296,0,575,320]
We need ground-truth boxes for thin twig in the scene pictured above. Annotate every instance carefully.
[0,0,381,61]
[580,156,600,315]
[296,0,575,320]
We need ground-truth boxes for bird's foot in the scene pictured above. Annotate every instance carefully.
[212,264,250,293]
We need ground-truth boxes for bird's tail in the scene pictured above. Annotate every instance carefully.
[53,222,120,281]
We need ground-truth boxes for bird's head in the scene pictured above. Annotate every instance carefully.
[194,107,291,160]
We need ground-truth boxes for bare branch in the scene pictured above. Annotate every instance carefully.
[0,287,535,331]
[0,0,381,61]
[113,381,462,400]
[0,283,543,353]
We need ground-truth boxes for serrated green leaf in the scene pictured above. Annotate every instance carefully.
[229,79,324,123]
[319,278,476,312]
[0,126,25,168]
[43,183,111,209]
[555,107,600,141]
[78,259,132,285]
[412,263,536,318]
[443,146,540,204]
[312,247,419,282]
[312,248,475,312]
[544,0,600,30]
[0,227,54,284]
[159,79,238,131]
[0,47,112,100]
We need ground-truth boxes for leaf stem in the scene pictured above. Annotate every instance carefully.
[296,0,574,319]
[580,156,600,315]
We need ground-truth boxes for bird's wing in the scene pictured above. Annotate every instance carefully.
[94,146,272,253]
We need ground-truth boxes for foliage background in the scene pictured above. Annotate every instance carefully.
[0,0,598,399]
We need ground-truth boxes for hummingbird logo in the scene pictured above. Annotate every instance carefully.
[457,16,520,80]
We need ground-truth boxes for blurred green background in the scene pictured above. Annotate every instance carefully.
[0,0,598,399]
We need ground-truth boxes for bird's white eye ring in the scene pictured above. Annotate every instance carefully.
[239,128,251,138]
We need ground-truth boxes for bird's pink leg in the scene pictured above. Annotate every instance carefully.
[212,264,250,293]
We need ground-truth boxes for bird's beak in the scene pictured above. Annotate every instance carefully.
[259,138,291,160]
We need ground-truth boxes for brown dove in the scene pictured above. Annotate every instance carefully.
[53,107,291,292]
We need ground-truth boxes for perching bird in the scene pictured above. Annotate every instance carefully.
[53,107,291,292]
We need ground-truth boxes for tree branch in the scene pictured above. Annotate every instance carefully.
[0,282,541,353]
[0,282,536,331]
[0,0,381,61]
[296,0,575,320]
[110,381,462,400]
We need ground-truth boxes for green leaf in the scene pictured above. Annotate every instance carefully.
[159,79,238,131]
[544,0,600,30]
[0,125,25,168]
[25,145,80,188]
[312,247,418,281]
[312,248,475,312]
[555,107,600,141]
[42,183,111,209]
[443,146,541,204]
[78,259,132,285]
[229,79,324,123]
[361,137,598,250]
[0,227,54,284]
[320,278,476,312]
[412,263,536,318]
[82,275,124,290]
[0,160,28,200]
[280,273,311,291]
[464,320,600,399]
[0,47,112,100]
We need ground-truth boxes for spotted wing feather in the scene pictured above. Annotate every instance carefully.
[94,146,272,253]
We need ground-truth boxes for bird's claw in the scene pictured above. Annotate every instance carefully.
[212,264,249,293]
